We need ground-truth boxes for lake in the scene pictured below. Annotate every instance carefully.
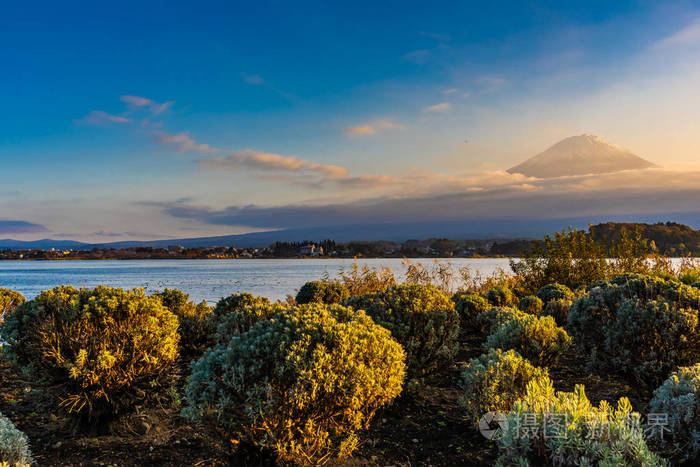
[0,258,512,303]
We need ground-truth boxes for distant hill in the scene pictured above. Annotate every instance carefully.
[507,134,657,178]
[590,221,700,255]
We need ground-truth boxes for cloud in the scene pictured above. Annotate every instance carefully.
[403,49,431,64]
[92,230,123,237]
[443,88,458,94]
[476,75,509,93]
[242,73,265,85]
[653,18,700,50]
[155,131,221,154]
[150,167,700,230]
[424,102,452,113]
[199,149,349,181]
[79,110,132,125]
[120,95,173,115]
[0,220,48,234]
[343,118,405,136]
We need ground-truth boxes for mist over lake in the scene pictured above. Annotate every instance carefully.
[0,258,512,303]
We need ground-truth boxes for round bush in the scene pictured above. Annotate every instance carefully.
[542,298,572,326]
[496,377,663,466]
[213,292,270,320]
[0,288,24,326]
[214,301,286,343]
[536,283,574,304]
[648,363,700,460]
[183,303,406,465]
[0,412,32,466]
[487,285,517,307]
[517,295,543,315]
[296,281,350,305]
[0,286,179,418]
[484,310,571,366]
[460,349,549,424]
[568,275,700,384]
[477,307,525,335]
[344,284,459,380]
[153,289,214,359]
[453,291,491,329]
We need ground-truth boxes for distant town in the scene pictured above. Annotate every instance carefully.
[0,238,534,260]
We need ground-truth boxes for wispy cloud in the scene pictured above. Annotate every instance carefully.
[121,95,173,114]
[653,18,700,50]
[403,49,432,64]
[343,118,405,136]
[476,75,509,93]
[155,131,221,154]
[198,149,349,181]
[0,220,48,234]
[241,73,265,85]
[78,110,132,125]
[424,102,452,113]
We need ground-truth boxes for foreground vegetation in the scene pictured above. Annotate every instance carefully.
[1,227,700,465]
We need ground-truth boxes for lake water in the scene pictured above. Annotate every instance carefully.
[0,258,512,303]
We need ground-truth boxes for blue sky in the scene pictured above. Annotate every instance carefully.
[3,1,700,241]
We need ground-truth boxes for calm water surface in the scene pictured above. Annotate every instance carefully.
[0,258,512,302]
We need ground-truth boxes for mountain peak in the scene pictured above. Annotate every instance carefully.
[507,134,658,178]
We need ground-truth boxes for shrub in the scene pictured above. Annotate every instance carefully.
[0,289,24,326]
[213,292,271,320]
[517,295,543,315]
[153,289,214,359]
[460,349,549,424]
[542,298,572,326]
[495,377,665,466]
[484,311,571,366]
[344,284,459,380]
[487,285,517,307]
[648,363,700,460]
[568,275,700,384]
[183,303,405,466]
[337,262,397,296]
[453,291,490,329]
[214,302,286,343]
[0,286,179,418]
[477,307,525,335]
[536,283,574,304]
[0,412,32,466]
[295,281,350,305]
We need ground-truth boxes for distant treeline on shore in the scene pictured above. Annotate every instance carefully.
[1,221,698,260]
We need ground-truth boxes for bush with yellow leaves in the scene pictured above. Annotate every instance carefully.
[0,289,24,326]
[495,377,665,466]
[460,349,548,424]
[153,288,213,360]
[0,286,179,418]
[344,284,459,381]
[183,303,406,466]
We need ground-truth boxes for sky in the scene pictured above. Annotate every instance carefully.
[3,1,700,242]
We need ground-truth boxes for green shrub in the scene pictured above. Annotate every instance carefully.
[296,281,350,305]
[517,295,543,315]
[568,275,700,384]
[536,283,574,304]
[0,286,179,418]
[0,412,32,466]
[453,291,491,328]
[344,284,459,380]
[484,311,571,366]
[213,292,271,318]
[214,301,286,343]
[477,307,525,335]
[542,298,572,326]
[495,377,665,466]
[0,289,24,326]
[183,303,405,466]
[487,285,517,307]
[648,363,700,460]
[153,289,214,359]
[460,349,549,424]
